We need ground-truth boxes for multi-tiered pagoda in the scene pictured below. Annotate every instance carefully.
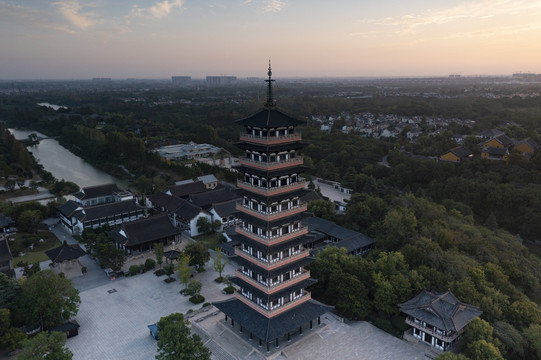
[214,63,331,352]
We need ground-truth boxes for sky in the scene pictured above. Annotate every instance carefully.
[1,0,541,79]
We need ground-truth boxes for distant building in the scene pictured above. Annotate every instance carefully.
[481,133,514,149]
[206,76,237,85]
[57,199,145,234]
[108,214,183,255]
[481,147,510,162]
[74,184,133,206]
[440,146,472,163]
[514,138,539,155]
[400,290,482,353]
[92,78,112,82]
[171,76,191,85]
[154,142,221,161]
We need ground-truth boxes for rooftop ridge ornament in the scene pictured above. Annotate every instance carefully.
[265,59,276,108]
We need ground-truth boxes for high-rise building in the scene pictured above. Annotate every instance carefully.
[214,63,331,352]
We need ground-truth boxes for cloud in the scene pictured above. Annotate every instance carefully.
[362,0,541,30]
[149,0,183,18]
[53,0,98,30]
[0,1,75,33]
[263,0,285,13]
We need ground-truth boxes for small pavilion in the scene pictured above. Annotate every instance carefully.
[45,241,87,277]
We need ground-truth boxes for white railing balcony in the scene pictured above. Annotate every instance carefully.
[236,203,307,221]
[237,180,306,196]
[239,156,303,171]
[235,225,309,246]
[239,132,301,145]
[235,269,310,294]
[405,318,459,343]
[234,290,311,318]
[234,247,310,270]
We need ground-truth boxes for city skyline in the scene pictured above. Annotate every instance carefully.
[1,0,540,80]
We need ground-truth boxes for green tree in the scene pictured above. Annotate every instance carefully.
[163,263,175,281]
[94,236,125,273]
[17,210,43,233]
[0,308,26,351]
[0,273,20,308]
[212,248,228,281]
[493,321,526,360]
[154,242,164,269]
[435,353,470,360]
[184,242,209,272]
[17,331,72,360]
[466,340,504,360]
[523,324,541,359]
[155,313,211,360]
[177,254,192,291]
[507,299,541,330]
[186,280,202,297]
[14,270,80,331]
[196,217,211,235]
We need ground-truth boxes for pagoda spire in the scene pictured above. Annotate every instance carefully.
[264,59,276,108]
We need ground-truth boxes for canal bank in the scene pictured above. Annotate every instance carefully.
[10,129,128,190]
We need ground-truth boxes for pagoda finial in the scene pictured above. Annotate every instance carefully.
[265,59,276,108]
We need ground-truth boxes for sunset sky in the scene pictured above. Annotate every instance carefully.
[1,0,540,79]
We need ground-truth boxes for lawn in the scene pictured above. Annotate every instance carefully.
[193,232,221,250]
[10,230,61,264]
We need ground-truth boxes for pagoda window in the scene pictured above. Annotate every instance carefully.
[282,225,290,235]
[260,204,267,212]
[280,178,288,186]
[293,245,300,253]
[269,130,276,137]
[292,199,298,206]
[270,154,276,162]
[262,154,267,162]
[271,299,281,310]
[262,130,267,136]
[270,180,277,187]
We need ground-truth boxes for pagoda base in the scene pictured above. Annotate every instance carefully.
[213,298,332,344]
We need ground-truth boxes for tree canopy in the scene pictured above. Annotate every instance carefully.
[155,313,211,360]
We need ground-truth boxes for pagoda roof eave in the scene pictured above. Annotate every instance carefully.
[236,108,306,128]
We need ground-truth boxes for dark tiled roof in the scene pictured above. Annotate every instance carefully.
[236,108,306,128]
[49,320,80,333]
[480,129,504,138]
[173,200,202,220]
[45,241,86,263]
[399,290,482,333]
[112,214,182,247]
[0,238,13,263]
[81,201,144,222]
[303,216,374,252]
[449,146,472,158]
[149,192,185,212]
[213,298,331,342]
[494,134,514,148]
[212,200,237,218]
[0,214,14,228]
[518,137,540,150]
[483,147,509,156]
[168,181,207,198]
[189,188,239,209]
[74,183,119,200]
[56,200,83,218]
[235,141,306,152]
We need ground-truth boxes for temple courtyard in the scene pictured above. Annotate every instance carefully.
[65,258,426,360]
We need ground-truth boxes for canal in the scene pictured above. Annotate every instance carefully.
[10,129,128,189]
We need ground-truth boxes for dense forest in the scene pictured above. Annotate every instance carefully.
[1,79,541,359]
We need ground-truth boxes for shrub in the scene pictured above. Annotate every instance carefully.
[154,269,165,277]
[189,294,205,304]
[164,277,176,283]
[223,285,235,294]
[203,302,212,307]
[129,265,139,276]
[144,258,156,270]
[215,276,225,283]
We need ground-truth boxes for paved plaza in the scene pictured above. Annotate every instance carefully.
[66,258,427,360]
[66,257,236,360]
